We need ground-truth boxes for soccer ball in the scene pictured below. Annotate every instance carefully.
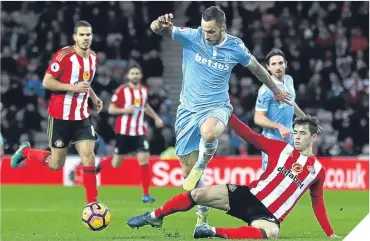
[82,202,111,231]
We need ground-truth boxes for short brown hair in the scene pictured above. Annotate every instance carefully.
[202,6,226,25]
[293,115,320,135]
[74,20,92,34]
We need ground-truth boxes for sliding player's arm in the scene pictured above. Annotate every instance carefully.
[229,114,285,154]
[145,103,164,128]
[309,169,336,237]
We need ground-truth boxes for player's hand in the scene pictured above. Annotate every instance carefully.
[329,234,342,238]
[72,82,90,93]
[274,90,292,106]
[154,118,164,128]
[124,105,136,114]
[278,124,291,139]
[157,13,173,28]
[94,98,103,113]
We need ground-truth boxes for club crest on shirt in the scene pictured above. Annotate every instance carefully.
[134,99,141,105]
[292,162,303,174]
[83,72,90,81]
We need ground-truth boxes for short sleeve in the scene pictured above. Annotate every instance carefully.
[46,52,65,79]
[255,86,273,112]
[0,133,3,145]
[234,39,252,67]
[111,87,125,107]
[172,26,199,47]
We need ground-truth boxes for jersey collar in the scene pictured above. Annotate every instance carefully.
[215,33,228,47]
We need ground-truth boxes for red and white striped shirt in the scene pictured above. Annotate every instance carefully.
[230,114,334,236]
[111,84,148,136]
[46,46,97,120]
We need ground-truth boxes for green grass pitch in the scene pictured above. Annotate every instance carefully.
[1,186,368,241]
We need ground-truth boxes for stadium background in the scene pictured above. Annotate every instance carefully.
[0,1,369,241]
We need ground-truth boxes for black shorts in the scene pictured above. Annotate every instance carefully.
[47,116,98,149]
[114,134,149,155]
[226,184,280,227]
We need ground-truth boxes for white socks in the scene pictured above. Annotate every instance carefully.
[196,178,209,214]
[195,138,218,169]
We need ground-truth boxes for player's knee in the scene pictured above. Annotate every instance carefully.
[190,188,207,203]
[48,161,62,171]
[81,152,95,166]
[264,227,280,239]
[138,153,149,165]
[111,161,121,168]
[201,130,217,142]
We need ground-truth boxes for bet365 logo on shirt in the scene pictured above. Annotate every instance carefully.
[195,53,230,71]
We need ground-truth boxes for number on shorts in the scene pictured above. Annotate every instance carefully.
[91,126,95,137]
[143,140,149,150]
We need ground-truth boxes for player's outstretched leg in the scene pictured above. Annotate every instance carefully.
[184,117,224,191]
[127,192,196,229]
[11,142,54,169]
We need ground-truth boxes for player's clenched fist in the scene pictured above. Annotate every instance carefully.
[157,13,173,28]
[72,82,90,93]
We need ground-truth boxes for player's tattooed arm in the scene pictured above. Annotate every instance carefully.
[247,56,280,95]
[150,13,174,38]
[247,56,292,105]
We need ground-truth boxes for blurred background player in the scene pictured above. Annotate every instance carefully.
[127,114,339,239]
[10,21,103,204]
[96,65,164,203]
[150,6,291,227]
[254,49,307,171]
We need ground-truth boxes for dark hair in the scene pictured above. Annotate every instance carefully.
[202,6,226,25]
[265,48,286,65]
[293,115,320,135]
[127,64,142,73]
[74,20,92,34]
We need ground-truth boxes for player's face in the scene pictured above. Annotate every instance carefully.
[201,19,226,46]
[127,68,142,85]
[267,55,287,79]
[293,124,317,152]
[73,27,92,51]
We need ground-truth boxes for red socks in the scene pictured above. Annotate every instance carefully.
[23,147,51,167]
[154,192,196,218]
[216,226,267,239]
[83,166,97,204]
[140,164,150,195]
